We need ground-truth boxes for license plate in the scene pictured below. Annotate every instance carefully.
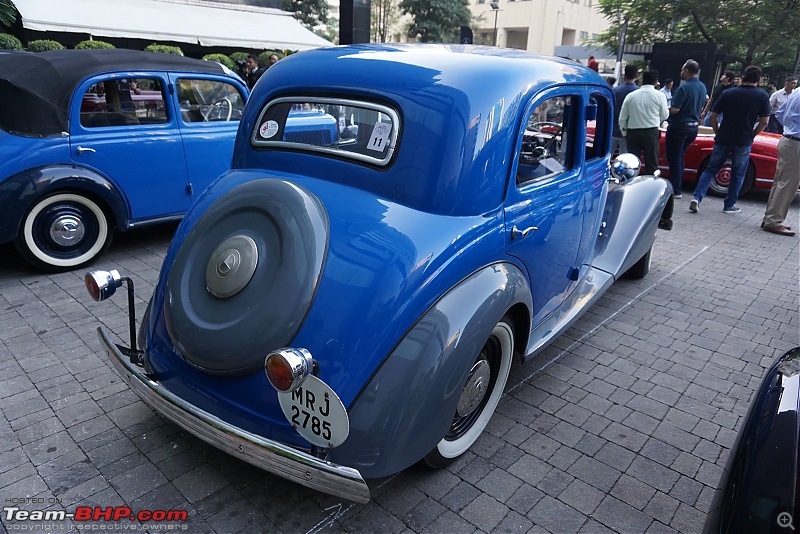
[277,375,349,448]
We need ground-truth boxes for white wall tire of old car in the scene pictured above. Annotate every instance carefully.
[426,319,513,465]
[19,193,110,270]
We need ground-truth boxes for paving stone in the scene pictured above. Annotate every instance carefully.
[528,494,587,533]
[459,493,509,531]
[567,455,621,493]
[593,495,653,533]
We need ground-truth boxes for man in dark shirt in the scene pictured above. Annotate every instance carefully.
[700,70,735,126]
[612,64,640,155]
[665,59,707,198]
[689,65,770,214]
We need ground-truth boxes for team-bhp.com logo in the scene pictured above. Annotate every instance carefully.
[3,505,189,530]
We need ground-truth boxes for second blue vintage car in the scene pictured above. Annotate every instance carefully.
[0,49,248,271]
[86,44,672,503]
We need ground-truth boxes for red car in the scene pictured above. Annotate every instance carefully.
[588,124,782,196]
[656,126,780,196]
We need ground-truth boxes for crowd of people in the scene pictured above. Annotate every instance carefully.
[605,59,798,237]
[244,52,280,89]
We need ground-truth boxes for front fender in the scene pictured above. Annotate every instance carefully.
[0,164,128,243]
[330,262,532,478]
[591,174,671,279]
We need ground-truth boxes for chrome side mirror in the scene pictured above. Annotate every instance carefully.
[610,153,641,182]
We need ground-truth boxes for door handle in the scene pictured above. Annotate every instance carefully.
[76,146,96,154]
[511,225,538,239]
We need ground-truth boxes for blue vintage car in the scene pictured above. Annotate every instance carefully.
[0,49,248,271]
[86,44,672,503]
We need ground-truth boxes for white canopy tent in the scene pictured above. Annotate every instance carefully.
[17,0,332,51]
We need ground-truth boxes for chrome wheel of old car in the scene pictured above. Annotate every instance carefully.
[704,159,755,197]
[15,193,112,272]
[424,318,514,468]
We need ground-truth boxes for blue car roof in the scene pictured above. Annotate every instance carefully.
[242,44,608,216]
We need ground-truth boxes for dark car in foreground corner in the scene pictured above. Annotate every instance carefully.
[704,347,799,534]
[85,44,672,503]
[0,49,248,271]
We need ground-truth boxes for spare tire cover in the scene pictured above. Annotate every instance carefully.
[164,179,328,375]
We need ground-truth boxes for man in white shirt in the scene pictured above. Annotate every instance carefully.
[619,70,670,174]
[762,89,800,235]
[767,76,797,133]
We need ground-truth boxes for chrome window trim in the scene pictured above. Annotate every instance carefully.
[250,96,400,166]
[95,326,370,503]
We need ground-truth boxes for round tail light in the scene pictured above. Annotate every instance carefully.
[265,348,314,392]
[85,269,122,302]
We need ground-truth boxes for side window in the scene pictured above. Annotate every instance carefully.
[517,95,575,185]
[80,78,167,128]
[177,79,245,123]
[586,93,610,161]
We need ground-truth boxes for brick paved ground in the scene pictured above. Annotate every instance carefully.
[1,190,798,534]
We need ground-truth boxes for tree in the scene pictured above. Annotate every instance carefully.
[282,0,329,32]
[372,0,401,43]
[594,0,800,73]
[0,0,17,29]
[400,0,472,43]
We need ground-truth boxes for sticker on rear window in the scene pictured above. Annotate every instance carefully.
[367,122,392,152]
[259,120,279,139]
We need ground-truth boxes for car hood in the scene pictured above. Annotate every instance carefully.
[144,168,503,418]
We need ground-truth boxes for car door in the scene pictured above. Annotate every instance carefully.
[169,74,248,201]
[70,73,191,221]
[504,90,585,325]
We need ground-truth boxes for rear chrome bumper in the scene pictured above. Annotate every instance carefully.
[97,326,370,503]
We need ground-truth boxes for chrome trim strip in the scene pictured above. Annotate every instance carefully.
[96,327,370,503]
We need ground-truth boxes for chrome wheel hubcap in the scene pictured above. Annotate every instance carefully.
[205,235,259,298]
[456,359,491,417]
[49,215,85,246]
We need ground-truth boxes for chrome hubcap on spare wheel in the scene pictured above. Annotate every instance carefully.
[205,235,258,298]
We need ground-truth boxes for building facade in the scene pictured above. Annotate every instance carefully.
[472,0,609,55]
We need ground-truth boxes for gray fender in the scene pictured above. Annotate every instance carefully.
[329,263,532,478]
[0,164,128,244]
[591,175,671,279]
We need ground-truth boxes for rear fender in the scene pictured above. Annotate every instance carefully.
[329,263,531,478]
[592,175,671,279]
[0,164,128,243]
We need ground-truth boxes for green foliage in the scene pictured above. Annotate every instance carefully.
[399,0,472,43]
[594,0,800,73]
[282,0,329,31]
[229,51,250,64]
[27,39,65,52]
[0,0,18,28]
[203,53,235,69]
[75,40,115,50]
[372,0,400,42]
[0,32,22,50]
[144,43,184,55]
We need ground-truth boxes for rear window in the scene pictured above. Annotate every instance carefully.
[251,97,400,166]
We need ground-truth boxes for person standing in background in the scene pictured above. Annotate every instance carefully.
[690,65,770,215]
[761,89,800,235]
[619,70,669,175]
[700,70,735,126]
[660,78,673,107]
[612,64,640,155]
[767,76,798,134]
[588,55,599,72]
[665,59,706,199]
